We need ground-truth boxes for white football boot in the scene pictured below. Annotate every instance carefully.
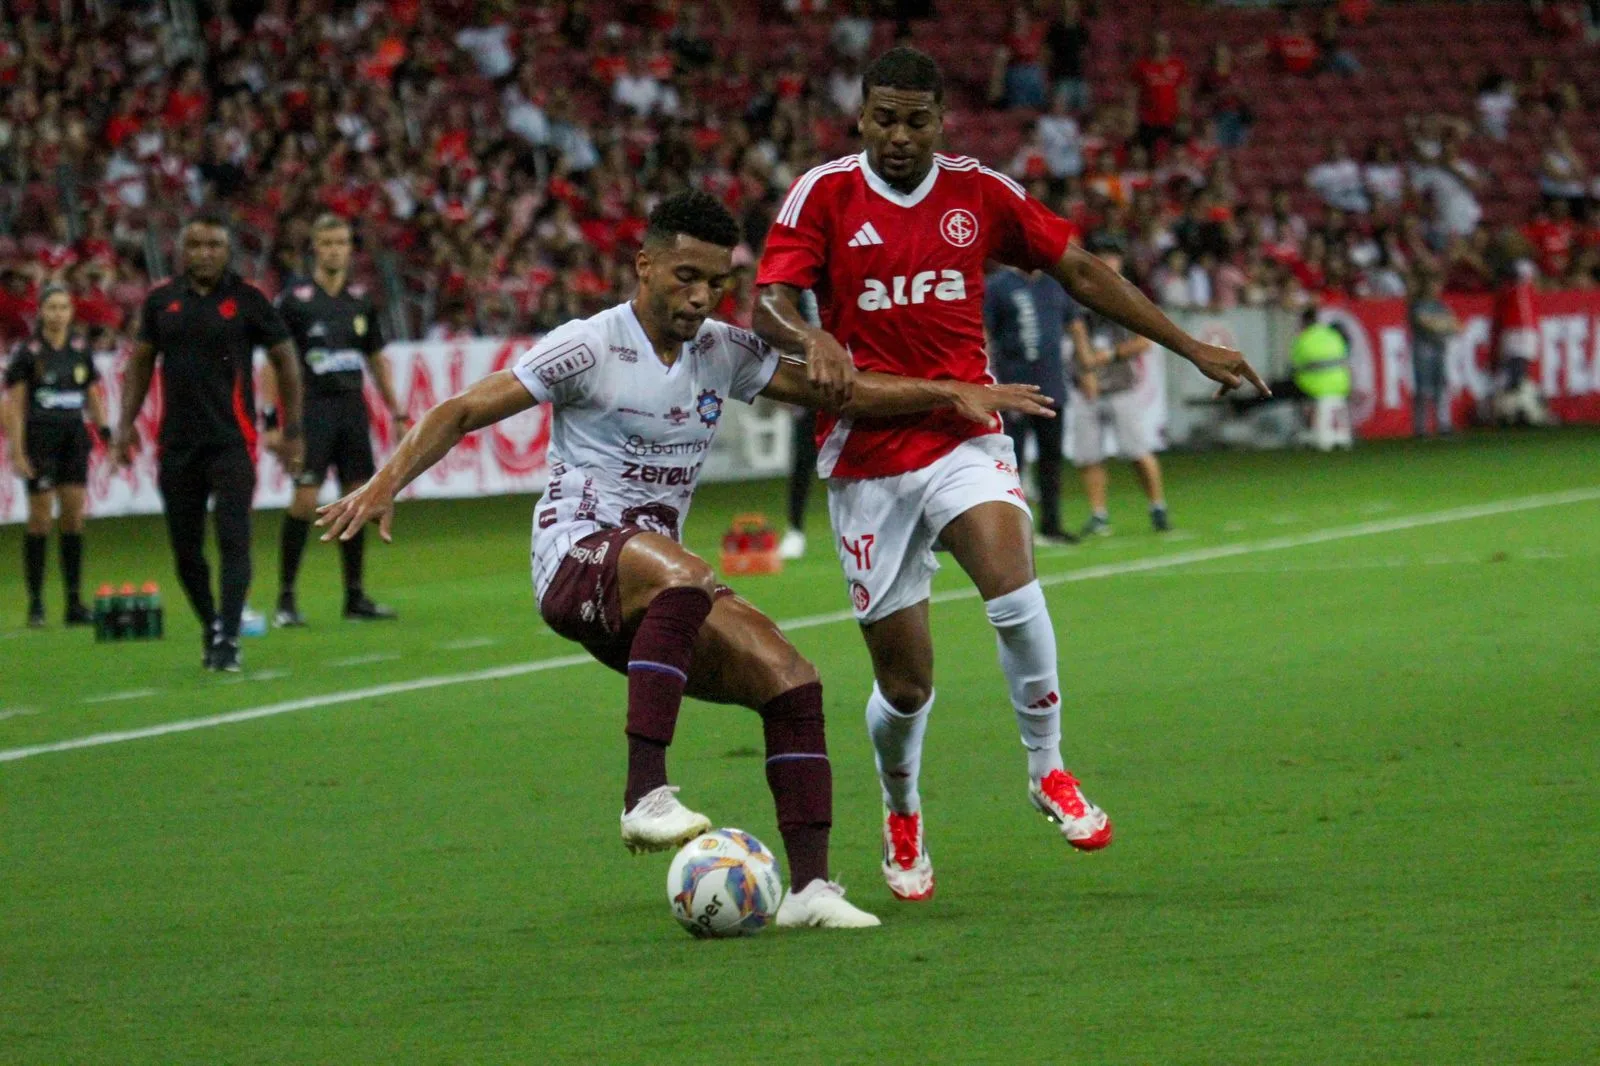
[1029,769,1113,851]
[619,785,712,854]
[777,529,807,560]
[776,879,882,929]
[881,807,936,901]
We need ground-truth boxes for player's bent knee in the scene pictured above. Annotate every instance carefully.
[878,679,932,715]
[653,559,718,600]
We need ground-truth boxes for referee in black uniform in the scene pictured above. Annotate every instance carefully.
[267,214,407,626]
[114,212,304,671]
[4,285,111,626]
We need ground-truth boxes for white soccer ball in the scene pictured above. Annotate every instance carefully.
[666,828,784,938]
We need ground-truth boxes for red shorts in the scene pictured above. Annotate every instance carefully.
[539,527,734,674]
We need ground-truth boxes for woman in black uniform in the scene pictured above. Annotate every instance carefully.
[3,285,110,627]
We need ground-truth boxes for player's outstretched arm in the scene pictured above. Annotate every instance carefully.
[1049,244,1271,397]
[753,283,857,406]
[761,358,1055,422]
[317,369,536,543]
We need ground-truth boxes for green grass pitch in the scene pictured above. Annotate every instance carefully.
[3,430,1598,1064]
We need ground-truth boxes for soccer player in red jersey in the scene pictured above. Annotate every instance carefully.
[755,48,1268,902]
[316,191,1055,927]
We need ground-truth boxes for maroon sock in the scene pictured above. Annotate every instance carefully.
[623,586,713,810]
[760,681,832,888]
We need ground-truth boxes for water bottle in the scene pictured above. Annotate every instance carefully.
[130,584,150,638]
[113,583,136,640]
[143,582,164,639]
[93,584,113,642]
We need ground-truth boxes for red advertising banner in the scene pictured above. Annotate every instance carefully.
[1321,289,1600,438]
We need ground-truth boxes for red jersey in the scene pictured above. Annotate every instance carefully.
[1131,58,1187,126]
[1269,34,1317,74]
[1522,219,1575,278]
[757,152,1076,478]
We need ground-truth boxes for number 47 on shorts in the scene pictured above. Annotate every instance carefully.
[841,534,876,572]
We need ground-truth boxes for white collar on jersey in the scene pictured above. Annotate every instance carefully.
[858,151,940,209]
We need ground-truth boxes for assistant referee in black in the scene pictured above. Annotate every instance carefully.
[114,212,304,672]
[266,213,407,626]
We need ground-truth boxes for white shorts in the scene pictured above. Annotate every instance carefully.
[1499,327,1538,363]
[827,433,1030,624]
[1069,387,1155,466]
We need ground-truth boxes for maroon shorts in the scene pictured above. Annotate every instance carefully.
[539,527,733,675]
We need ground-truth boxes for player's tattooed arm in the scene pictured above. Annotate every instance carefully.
[317,370,535,543]
[112,341,157,468]
[753,283,857,406]
[1050,245,1271,397]
[264,339,305,477]
[761,358,1055,422]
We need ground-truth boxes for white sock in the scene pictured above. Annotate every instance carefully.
[985,580,1066,782]
[865,683,932,814]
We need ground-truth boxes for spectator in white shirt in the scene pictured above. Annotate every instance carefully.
[502,71,550,146]
[1362,140,1406,206]
[1036,88,1085,178]
[455,21,514,82]
[830,0,874,62]
[613,51,679,117]
[1306,139,1371,213]
[826,55,864,116]
[1411,141,1485,243]
[1475,71,1516,141]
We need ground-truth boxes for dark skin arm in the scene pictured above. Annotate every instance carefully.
[112,341,157,467]
[263,339,305,477]
[1049,244,1270,396]
[760,357,1055,422]
[753,283,857,406]
[319,360,1058,544]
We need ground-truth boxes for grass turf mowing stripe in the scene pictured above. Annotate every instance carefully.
[3,485,1596,764]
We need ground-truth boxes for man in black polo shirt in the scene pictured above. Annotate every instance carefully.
[114,213,304,672]
[267,214,407,626]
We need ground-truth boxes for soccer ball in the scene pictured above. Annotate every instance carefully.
[666,828,784,939]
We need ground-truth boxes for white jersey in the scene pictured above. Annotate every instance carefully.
[511,301,781,601]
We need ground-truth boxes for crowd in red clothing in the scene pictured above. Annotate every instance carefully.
[999,0,1600,314]
[0,0,1596,349]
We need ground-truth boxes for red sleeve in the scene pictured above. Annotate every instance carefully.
[983,172,1078,272]
[755,174,832,290]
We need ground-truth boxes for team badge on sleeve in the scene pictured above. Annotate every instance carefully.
[696,389,723,427]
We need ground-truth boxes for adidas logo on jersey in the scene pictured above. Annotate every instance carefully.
[857,270,967,311]
[847,222,884,247]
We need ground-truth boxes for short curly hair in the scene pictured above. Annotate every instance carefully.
[644,190,741,250]
[862,47,944,106]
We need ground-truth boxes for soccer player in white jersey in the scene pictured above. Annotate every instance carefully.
[754,48,1270,901]
[317,191,1057,929]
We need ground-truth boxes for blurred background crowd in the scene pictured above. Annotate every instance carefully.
[1,0,1597,347]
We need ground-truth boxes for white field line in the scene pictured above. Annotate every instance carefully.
[327,652,403,668]
[81,689,161,705]
[3,485,1597,765]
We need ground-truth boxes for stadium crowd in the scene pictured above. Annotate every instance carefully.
[1,0,1598,348]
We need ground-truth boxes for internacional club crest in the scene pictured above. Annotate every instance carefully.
[940,208,978,248]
